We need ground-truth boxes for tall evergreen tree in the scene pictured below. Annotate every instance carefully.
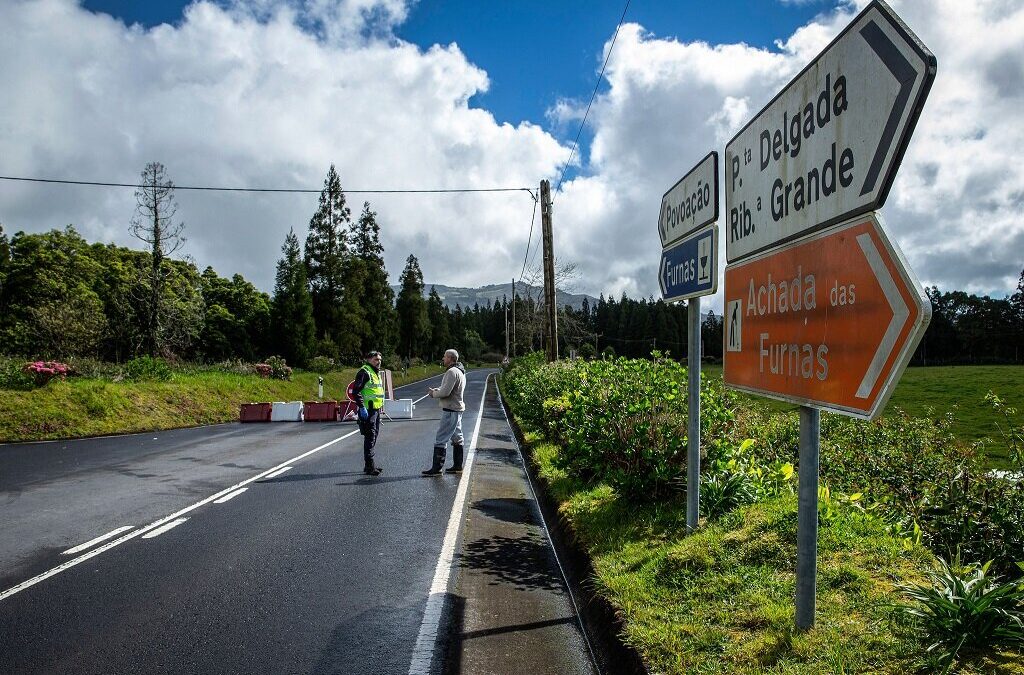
[272,228,316,366]
[350,202,397,356]
[130,162,186,356]
[305,165,350,352]
[396,254,427,359]
[426,286,451,359]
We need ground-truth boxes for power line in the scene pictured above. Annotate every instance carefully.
[0,175,533,195]
[517,195,539,284]
[552,0,632,197]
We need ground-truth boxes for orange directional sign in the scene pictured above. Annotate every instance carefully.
[723,214,929,419]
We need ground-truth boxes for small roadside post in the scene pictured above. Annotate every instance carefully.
[658,151,719,533]
[722,0,935,630]
[318,376,324,400]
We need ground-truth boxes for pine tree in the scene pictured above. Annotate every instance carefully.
[350,202,397,356]
[305,165,350,351]
[272,228,316,367]
[396,254,427,359]
[129,162,186,356]
[426,286,451,359]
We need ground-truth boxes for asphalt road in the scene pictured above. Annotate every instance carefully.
[0,368,532,674]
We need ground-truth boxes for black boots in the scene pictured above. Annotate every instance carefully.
[446,442,464,474]
[364,459,382,476]
[422,446,446,476]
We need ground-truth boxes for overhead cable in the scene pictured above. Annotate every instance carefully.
[0,175,533,195]
[552,0,632,198]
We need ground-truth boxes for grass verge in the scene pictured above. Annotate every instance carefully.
[704,365,1024,469]
[519,429,1024,674]
[0,365,445,443]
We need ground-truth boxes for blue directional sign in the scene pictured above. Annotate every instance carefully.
[659,224,718,302]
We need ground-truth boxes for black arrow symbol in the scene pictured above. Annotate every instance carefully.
[859,20,918,196]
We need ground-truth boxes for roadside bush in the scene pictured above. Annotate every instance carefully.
[0,357,37,390]
[505,352,741,501]
[123,356,172,382]
[899,555,1024,673]
[308,355,335,373]
[257,355,292,381]
[23,360,71,385]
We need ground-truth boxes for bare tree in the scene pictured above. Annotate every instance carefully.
[130,162,185,356]
[518,260,589,352]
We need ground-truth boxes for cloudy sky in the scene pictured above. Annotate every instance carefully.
[1,0,1021,309]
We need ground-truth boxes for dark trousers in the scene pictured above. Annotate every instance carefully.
[359,407,381,463]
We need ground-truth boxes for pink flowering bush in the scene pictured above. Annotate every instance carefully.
[23,360,71,386]
[254,356,292,380]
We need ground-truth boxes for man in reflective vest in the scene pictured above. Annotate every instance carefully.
[352,350,385,476]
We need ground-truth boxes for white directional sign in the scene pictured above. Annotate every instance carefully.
[724,0,936,263]
[659,152,718,247]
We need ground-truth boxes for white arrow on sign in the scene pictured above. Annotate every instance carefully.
[724,0,936,263]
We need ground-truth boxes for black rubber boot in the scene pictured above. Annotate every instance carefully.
[446,443,464,474]
[363,459,382,476]
[421,446,446,476]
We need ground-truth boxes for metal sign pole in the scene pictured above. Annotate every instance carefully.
[686,297,701,532]
[795,405,820,629]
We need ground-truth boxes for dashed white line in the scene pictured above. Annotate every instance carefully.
[263,466,293,479]
[0,428,361,603]
[141,518,189,539]
[408,374,489,675]
[62,526,135,556]
[213,488,248,504]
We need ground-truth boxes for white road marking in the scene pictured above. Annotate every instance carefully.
[0,428,361,603]
[213,488,248,504]
[62,526,135,556]
[408,374,489,675]
[141,518,189,539]
[262,466,293,479]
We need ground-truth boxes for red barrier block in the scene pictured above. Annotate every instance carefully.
[240,402,272,423]
[303,401,338,422]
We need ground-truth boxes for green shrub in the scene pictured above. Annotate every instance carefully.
[308,355,335,373]
[504,352,740,501]
[899,555,1024,673]
[0,357,36,390]
[122,356,173,382]
[264,355,292,381]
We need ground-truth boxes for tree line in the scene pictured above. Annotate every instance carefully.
[1,162,1020,368]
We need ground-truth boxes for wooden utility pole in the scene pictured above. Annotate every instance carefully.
[540,180,558,362]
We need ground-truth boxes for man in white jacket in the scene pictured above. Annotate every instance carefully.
[422,349,467,476]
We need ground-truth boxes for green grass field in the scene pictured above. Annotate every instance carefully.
[704,365,1024,469]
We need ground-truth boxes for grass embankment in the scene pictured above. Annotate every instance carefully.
[0,365,445,443]
[521,430,1024,675]
[704,365,1024,468]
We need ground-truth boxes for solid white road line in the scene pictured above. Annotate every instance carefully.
[408,374,489,675]
[141,518,189,539]
[0,428,361,603]
[263,466,293,479]
[61,526,135,556]
[213,488,248,504]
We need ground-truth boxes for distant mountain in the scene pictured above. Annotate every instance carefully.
[389,282,598,310]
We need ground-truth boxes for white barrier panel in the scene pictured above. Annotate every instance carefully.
[270,401,304,422]
[384,399,413,419]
